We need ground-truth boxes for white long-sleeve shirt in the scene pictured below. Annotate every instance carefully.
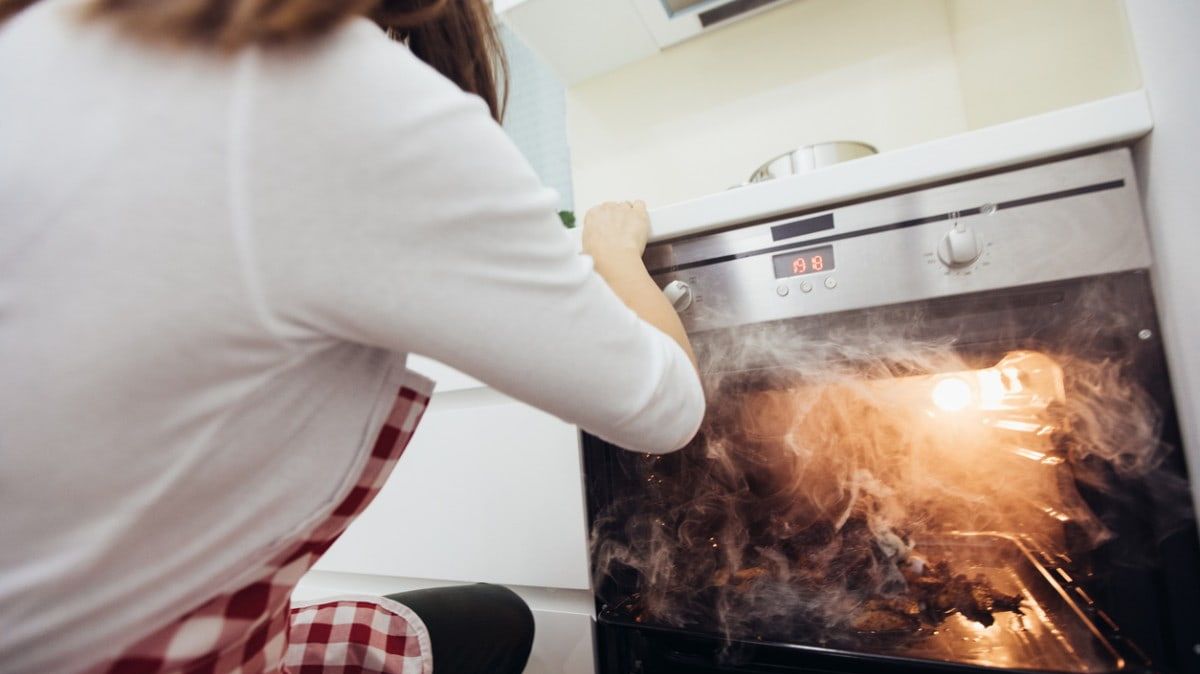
[0,2,704,671]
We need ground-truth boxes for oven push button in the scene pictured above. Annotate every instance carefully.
[824,276,837,289]
[776,284,790,297]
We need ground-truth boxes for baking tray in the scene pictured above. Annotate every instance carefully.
[597,532,1127,673]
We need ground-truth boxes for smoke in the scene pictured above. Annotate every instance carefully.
[590,277,1194,648]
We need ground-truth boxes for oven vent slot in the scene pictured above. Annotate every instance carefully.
[698,0,784,27]
[923,290,1065,320]
[770,213,835,242]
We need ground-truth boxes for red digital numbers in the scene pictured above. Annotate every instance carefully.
[793,255,824,274]
[776,246,833,279]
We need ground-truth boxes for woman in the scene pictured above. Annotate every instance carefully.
[0,1,705,673]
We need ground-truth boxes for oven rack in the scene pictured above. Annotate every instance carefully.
[597,532,1153,673]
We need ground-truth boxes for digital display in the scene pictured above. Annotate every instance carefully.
[772,245,835,279]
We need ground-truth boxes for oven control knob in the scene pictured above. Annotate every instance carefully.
[937,222,982,267]
[662,280,693,312]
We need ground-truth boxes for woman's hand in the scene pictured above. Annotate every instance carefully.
[582,200,650,260]
[580,200,699,373]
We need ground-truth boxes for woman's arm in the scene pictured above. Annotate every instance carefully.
[245,27,705,453]
[583,201,698,373]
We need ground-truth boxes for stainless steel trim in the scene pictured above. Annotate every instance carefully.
[648,149,1151,333]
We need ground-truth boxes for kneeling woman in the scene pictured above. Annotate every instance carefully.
[0,1,704,672]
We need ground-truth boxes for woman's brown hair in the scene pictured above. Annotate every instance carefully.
[0,0,508,120]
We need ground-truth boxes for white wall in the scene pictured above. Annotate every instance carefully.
[567,0,968,209]
[947,0,1140,129]
[566,0,1143,211]
[501,24,575,210]
[1123,0,1200,524]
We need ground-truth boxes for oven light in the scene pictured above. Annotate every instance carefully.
[928,352,1065,414]
[932,377,973,412]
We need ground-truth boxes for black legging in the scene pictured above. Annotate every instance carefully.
[385,584,534,674]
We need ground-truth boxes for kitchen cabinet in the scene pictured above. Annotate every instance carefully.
[1123,0,1200,525]
[405,354,481,393]
[302,352,595,673]
[312,363,590,590]
[549,0,1141,209]
[501,0,790,85]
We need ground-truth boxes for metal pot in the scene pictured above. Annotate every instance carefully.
[748,141,877,183]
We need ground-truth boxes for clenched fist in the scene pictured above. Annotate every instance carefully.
[582,200,650,259]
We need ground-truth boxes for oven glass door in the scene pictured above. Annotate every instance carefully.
[584,272,1200,673]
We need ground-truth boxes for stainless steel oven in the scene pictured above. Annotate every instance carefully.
[582,149,1200,673]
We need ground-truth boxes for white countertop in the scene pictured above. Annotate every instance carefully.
[648,90,1153,241]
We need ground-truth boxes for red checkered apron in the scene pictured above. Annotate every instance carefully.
[84,371,436,674]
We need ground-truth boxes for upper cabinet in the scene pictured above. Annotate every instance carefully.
[500,0,796,85]
[515,0,1143,210]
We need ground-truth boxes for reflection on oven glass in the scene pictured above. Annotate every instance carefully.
[590,285,1194,671]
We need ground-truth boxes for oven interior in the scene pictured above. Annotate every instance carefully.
[583,271,1200,673]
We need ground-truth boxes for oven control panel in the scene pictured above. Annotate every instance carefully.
[646,149,1150,333]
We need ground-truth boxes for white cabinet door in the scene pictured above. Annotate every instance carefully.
[525,609,595,674]
[314,390,591,590]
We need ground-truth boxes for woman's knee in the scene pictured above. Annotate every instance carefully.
[384,583,534,674]
[469,583,534,649]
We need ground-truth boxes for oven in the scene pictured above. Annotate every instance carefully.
[582,149,1200,673]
